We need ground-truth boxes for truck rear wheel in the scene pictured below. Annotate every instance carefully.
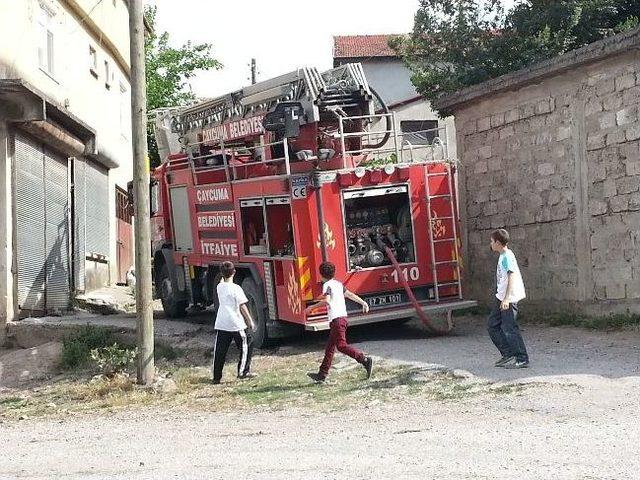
[206,271,222,311]
[241,277,267,348]
[159,264,187,318]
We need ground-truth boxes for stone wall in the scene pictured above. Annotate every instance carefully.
[450,48,640,314]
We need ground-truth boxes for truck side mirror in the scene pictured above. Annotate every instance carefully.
[126,180,134,216]
[263,102,304,138]
[150,180,159,216]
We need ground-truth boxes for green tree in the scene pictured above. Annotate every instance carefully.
[393,0,640,115]
[145,6,221,166]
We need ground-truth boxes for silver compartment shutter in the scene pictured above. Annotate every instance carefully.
[73,158,86,292]
[44,148,71,311]
[15,134,47,312]
[169,186,194,252]
[85,160,109,256]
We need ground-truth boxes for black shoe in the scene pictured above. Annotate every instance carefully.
[363,357,373,379]
[307,372,326,383]
[212,379,221,385]
[505,360,529,369]
[495,356,515,367]
[238,372,257,379]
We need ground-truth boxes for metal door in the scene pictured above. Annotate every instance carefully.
[116,186,133,284]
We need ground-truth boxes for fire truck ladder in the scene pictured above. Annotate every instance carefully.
[424,162,463,302]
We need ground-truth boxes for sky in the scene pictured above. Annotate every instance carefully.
[149,0,517,99]
[149,0,421,98]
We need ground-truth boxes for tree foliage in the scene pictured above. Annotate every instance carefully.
[393,0,640,115]
[144,6,221,166]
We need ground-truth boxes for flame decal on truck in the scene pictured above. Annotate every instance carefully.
[430,209,446,239]
[287,265,302,315]
[316,222,336,250]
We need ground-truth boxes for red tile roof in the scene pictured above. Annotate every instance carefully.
[333,35,403,59]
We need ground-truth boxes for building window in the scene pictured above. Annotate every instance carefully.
[104,61,111,89]
[89,46,98,77]
[400,120,439,145]
[37,4,55,76]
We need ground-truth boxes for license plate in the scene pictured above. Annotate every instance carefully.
[365,293,404,308]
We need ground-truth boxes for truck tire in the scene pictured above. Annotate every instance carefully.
[212,272,223,310]
[159,264,187,318]
[241,277,267,348]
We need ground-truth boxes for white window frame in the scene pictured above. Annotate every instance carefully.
[400,120,439,146]
[89,45,98,77]
[104,60,111,89]
[37,3,56,78]
[119,82,129,139]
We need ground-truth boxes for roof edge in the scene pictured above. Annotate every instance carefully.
[434,26,640,112]
[333,54,399,60]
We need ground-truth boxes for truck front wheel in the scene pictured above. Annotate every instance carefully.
[241,277,267,348]
[159,264,187,318]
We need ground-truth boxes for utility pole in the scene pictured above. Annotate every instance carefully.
[250,58,257,85]
[129,0,154,385]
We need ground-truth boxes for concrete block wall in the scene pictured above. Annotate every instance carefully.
[453,49,640,314]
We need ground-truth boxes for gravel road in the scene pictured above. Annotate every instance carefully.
[2,317,639,479]
[1,377,638,480]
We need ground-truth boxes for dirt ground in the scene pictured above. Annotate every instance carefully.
[0,379,638,479]
[1,315,639,479]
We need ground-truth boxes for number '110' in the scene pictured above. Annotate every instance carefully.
[391,267,420,283]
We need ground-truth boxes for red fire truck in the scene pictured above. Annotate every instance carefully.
[150,64,475,347]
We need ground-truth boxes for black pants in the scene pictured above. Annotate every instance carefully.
[212,329,253,382]
[487,300,529,362]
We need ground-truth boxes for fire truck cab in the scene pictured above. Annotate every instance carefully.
[150,63,476,347]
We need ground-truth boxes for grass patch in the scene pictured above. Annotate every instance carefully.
[60,325,184,373]
[61,326,115,370]
[0,350,534,420]
[0,397,29,409]
[153,342,183,361]
[523,312,640,330]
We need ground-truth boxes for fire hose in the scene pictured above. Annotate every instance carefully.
[384,246,454,335]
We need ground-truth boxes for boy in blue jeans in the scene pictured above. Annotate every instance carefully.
[488,229,530,369]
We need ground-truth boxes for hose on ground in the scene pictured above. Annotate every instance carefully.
[384,246,454,335]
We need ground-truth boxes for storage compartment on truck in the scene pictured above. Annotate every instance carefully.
[240,199,268,255]
[342,185,415,270]
[265,197,295,257]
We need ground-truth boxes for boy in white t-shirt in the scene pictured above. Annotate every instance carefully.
[305,262,373,383]
[212,261,256,384]
[488,229,529,369]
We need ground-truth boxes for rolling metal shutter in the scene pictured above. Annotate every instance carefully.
[15,134,47,312]
[85,160,109,256]
[14,133,71,313]
[44,148,71,311]
[73,157,86,292]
